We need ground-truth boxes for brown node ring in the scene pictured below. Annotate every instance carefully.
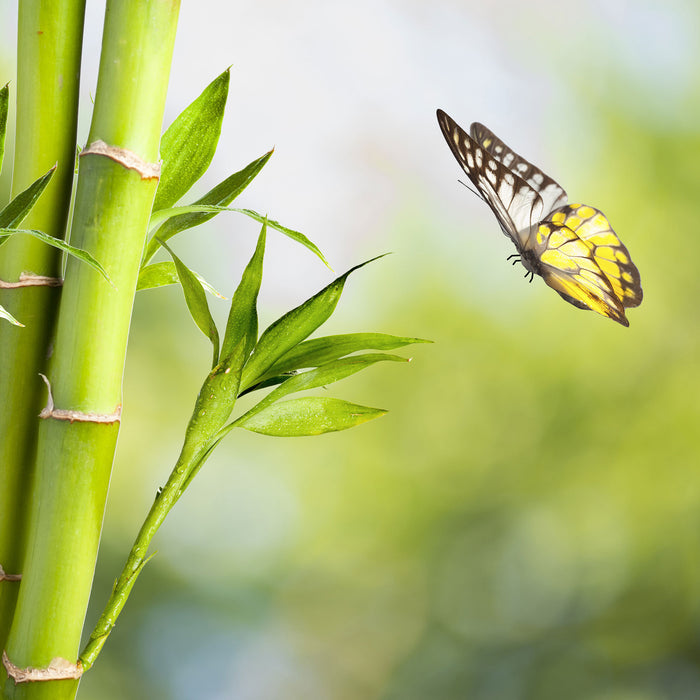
[81,139,161,181]
[2,651,83,683]
[0,273,64,288]
[38,374,122,424]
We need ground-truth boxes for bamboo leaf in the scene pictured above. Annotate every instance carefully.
[0,303,24,327]
[234,208,330,268]
[136,261,226,298]
[146,204,328,269]
[0,165,56,228]
[220,220,266,363]
[239,354,407,419]
[143,150,273,263]
[236,397,386,437]
[0,228,111,282]
[261,333,431,380]
[153,68,230,211]
[0,83,8,177]
[240,256,386,391]
[159,239,220,366]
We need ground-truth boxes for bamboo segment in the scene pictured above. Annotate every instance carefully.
[0,0,86,660]
[3,2,181,698]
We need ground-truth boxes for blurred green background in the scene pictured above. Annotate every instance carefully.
[3,0,700,698]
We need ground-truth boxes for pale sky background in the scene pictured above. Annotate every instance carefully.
[1,0,694,311]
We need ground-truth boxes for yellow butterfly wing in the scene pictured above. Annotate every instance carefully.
[535,205,643,326]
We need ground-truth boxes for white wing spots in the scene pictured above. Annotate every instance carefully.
[532,172,544,185]
[502,153,514,168]
[488,159,497,170]
[494,145,503,154]
[475,148,483,168]
[466,151,475,169]
[486,169,497,185]
[504,172,515,187]
[516,162,529,173]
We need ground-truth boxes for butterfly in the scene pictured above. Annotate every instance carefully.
[436,109,642,326]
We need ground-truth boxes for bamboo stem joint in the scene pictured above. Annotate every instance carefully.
[38,374,122,424]
[0,273,64,288]
[81,140,161,181]
[2,650,83,683]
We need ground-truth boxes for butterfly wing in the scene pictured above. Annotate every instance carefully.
[470,122,568,216]
[531,222,630,325]
[436,109,545,251]
[545,204,643,309]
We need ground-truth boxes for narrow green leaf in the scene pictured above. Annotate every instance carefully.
[240,256,386,391]
[0,166,56,228]
[0,303,24,327]
[234,208,330,268]
[239,354,406,418]
[153,69,230,211]
[262,333,431,380]
[143,150,273,264]
[237,397,386,437]
[220,221,266,363]
[0,228,111,283]
[0,83,8,176]
[136,261,226,298]
[145,204,328,269]
[159,239,220,366]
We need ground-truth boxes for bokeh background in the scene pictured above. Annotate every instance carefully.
[2,0,700,698]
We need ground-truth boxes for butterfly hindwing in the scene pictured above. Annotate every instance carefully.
[545,204,643,309]
[533,221,629,326]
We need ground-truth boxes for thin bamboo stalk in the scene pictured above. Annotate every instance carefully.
[0,0,86,657]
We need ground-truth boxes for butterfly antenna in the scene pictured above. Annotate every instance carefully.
[458,179,486,203]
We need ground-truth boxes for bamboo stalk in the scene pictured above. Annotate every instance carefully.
[0,0,86,657]
[2,2,181,698]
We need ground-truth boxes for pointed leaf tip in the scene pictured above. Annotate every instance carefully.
[154,69,231,211]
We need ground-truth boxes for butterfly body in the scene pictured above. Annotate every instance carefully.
[436,110,642,326]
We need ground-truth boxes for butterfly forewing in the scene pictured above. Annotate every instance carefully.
[436,109,544,248]
[470,122,568,216]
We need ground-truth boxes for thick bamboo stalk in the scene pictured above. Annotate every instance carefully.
[2,2,181,698]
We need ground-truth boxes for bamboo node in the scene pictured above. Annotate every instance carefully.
[2,650,83,683]
[81,139,161,180]
[38,374,122,424]
[0,565,21,582]
[0,273,64,288]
